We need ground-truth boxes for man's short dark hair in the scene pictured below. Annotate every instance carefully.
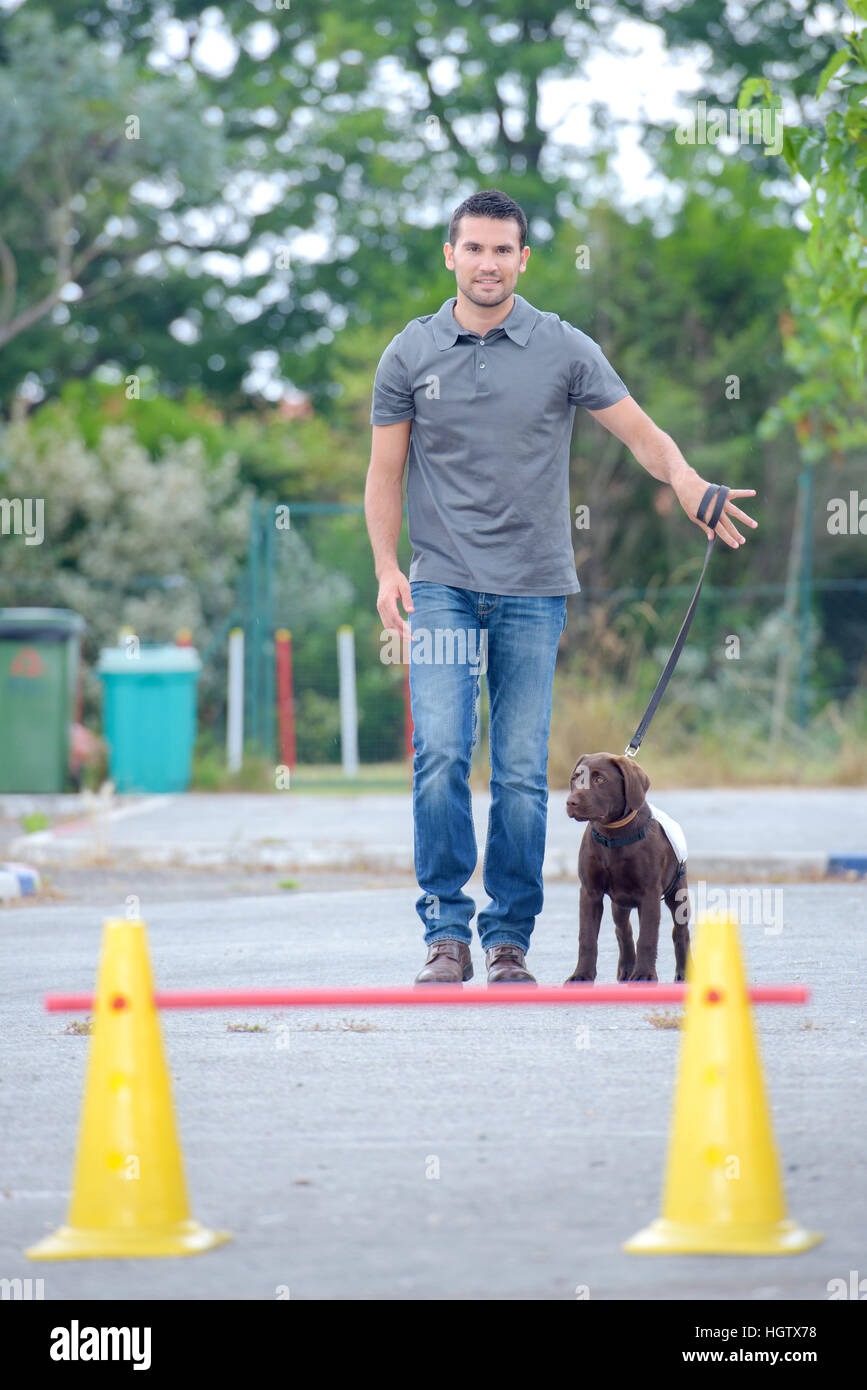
[448,189,528,251]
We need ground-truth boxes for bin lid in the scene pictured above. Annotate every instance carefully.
[97,644,202,675]
[0,607,86,639]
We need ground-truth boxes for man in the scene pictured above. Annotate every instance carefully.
[365,188,756,986]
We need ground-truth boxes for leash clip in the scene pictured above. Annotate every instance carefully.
[623,743,639,759]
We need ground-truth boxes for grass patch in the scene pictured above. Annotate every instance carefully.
[277,878,300,890]
[192,735,412,794]
[36,875,66,901]
[644,1009,683,1030]
[549,667,867,787]
[285,763,411,793]
[295,1017,380,1032]
[226,1021,269,1033]
[61,1016,93,1035]
[192,745,279,792]
[21,811,50,833]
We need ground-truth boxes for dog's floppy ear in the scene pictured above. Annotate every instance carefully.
[613,754,649,814]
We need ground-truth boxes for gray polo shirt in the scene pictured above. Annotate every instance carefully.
[369,292,629,596]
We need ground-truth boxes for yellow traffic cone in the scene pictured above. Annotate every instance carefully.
[27,918,230,1259]
[624,912,822,1255]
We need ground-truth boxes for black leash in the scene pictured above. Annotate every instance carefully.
[624,483,729,758]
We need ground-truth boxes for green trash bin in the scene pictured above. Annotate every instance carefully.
[0,608,86,792]
[98,644,202,793]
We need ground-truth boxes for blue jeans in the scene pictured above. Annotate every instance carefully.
[408,581,567,955]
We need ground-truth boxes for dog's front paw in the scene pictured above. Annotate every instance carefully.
[628,965,658,983]
[564,970,595,984]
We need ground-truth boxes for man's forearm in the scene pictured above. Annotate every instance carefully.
[588,394,756,547]
[631,423,697,488]
[364,474,404,579]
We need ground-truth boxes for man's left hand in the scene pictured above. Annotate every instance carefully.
[673,473,758,548]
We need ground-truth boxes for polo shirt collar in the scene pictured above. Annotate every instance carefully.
[430,292,536,350]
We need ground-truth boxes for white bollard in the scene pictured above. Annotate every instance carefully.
[337,624,359,778]
[227,627,244,773]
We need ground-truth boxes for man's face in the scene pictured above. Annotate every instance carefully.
[444,215,530,307]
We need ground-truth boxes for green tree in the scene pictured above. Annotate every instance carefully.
[752,3,867,446]
[617,0,847,110]
[740,2,867,736]
[0,404,250,717]
[0,6,229,410]
[2,0,838,414]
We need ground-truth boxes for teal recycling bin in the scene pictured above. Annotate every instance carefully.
[98,644,201,793]
[0,608,85,792]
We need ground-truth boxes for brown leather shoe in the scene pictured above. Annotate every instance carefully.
[485,945,536,984]
[414,940,473,984]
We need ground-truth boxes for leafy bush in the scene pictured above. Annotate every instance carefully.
[0,407,250,721]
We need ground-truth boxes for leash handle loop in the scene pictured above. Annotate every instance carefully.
[624,484,729,758]
[698,482,729,532]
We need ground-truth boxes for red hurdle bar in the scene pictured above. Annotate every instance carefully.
[44,983,809,1011]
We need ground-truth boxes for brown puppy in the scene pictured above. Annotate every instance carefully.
[564,752,690,983]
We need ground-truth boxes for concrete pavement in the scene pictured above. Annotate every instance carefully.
[1,879,864,1299]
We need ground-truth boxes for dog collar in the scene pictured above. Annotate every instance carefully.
[591,822,650,849]
[591,804,652,849]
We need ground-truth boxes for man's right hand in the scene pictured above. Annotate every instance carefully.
[376,566,414,642]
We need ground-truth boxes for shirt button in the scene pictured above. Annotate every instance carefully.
[480,362,486,368]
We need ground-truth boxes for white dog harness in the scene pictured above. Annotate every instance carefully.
[647,802,688,897]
